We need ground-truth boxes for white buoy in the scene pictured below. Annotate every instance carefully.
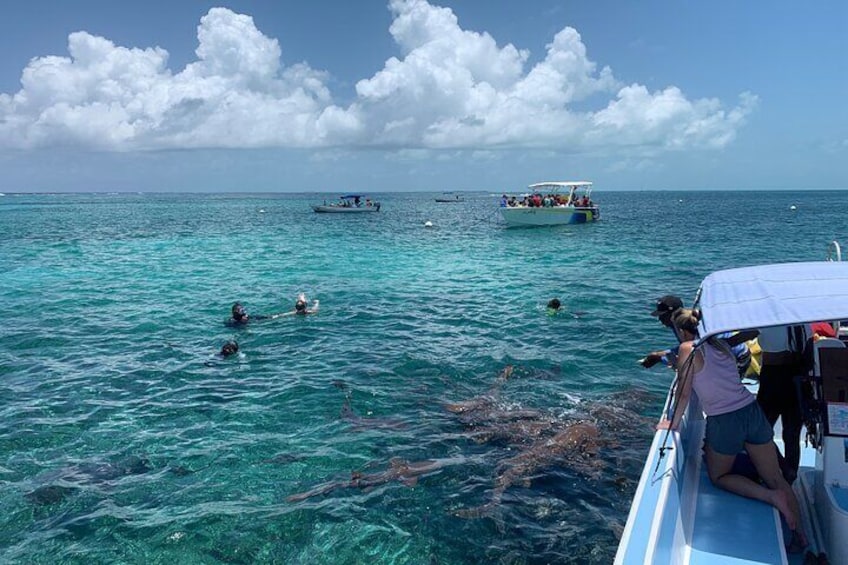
[790,205,797,211]
[424,221,433,228]
[259,209,266,213]
[678,199,683,203]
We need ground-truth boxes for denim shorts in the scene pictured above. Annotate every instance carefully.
[705,401,774,456]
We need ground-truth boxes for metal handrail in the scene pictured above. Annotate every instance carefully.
[827,241,842,262]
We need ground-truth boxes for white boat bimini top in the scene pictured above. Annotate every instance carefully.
[695,261,848,339]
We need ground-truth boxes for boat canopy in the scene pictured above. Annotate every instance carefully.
[695,261,848,339]
[528,181,592,191]
[340,194,366,199]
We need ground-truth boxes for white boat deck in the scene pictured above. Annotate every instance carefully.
[688,468,784,564]
[616,393,820,565]
[617,259,848,565]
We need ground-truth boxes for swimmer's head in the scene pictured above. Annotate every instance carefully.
[295,299,307,313]
[547,298,561,311]
[220,341,239,357]
[231,302,246,321]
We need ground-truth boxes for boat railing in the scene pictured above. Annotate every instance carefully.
[827,241,842,262]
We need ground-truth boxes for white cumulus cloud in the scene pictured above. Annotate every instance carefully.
[0,1,756,154]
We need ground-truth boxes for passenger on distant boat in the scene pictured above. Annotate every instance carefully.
[660,308,807,544]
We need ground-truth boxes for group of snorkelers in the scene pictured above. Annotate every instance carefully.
[218,295,559,358]
[500,193,593,208]
[217,293,319,358]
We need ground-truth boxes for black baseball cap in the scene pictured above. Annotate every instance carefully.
[651,295,683,317]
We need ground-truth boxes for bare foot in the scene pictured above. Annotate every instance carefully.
[771,489,797,531]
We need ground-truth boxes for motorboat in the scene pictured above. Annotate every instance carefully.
[499,181,598,227]
[615,247,848,564]
[435,192,465,203]
[311,194,380,213]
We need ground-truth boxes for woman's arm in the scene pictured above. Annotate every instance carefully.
[657,341,697,430]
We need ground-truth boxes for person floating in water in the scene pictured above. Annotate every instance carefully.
[262,293,320,318]
[226,302,252,326]
[547,298,561,313]
[219,341,239,358]
[225,302,287,326]
[289,293,319,316]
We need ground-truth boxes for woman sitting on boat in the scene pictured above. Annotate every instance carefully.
[659,308,806,547]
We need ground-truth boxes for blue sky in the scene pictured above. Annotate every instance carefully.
[0,0,845,192]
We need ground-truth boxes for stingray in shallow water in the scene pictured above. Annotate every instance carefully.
[24,455,153,505]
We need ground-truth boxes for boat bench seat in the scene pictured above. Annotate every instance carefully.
[688,465,785,565]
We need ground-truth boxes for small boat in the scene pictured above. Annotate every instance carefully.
[435,193,464,203]
[311,194,380,213]
[615,245,848,564]
[499,181,598,227]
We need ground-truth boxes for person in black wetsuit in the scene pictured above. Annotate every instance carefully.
[227,303,250,326]
[225,302,284,326]
[219,341,239,358]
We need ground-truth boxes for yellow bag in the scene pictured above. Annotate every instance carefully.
[745,338,762,377]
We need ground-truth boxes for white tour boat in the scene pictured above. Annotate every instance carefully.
[499,181,599,227]
[311,194,381,213]
[616,250,848,565]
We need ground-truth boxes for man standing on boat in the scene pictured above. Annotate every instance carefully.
[755,324,812,484]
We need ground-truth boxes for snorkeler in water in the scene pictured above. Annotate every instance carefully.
[227,303,250,326]
[279,293,319,316]
[219,341,239,358]
[204,340,242,366]
[547,298,561,312]
[225,302,288,326]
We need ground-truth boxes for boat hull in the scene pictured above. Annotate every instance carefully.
[311,205,380,213]
[499,206,597,227]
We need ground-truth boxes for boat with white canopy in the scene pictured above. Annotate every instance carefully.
[616,255,848,564]
[311,194,380,213]
[499,181,598,227]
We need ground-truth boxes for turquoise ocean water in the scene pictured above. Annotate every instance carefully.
[1,190,845,564]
